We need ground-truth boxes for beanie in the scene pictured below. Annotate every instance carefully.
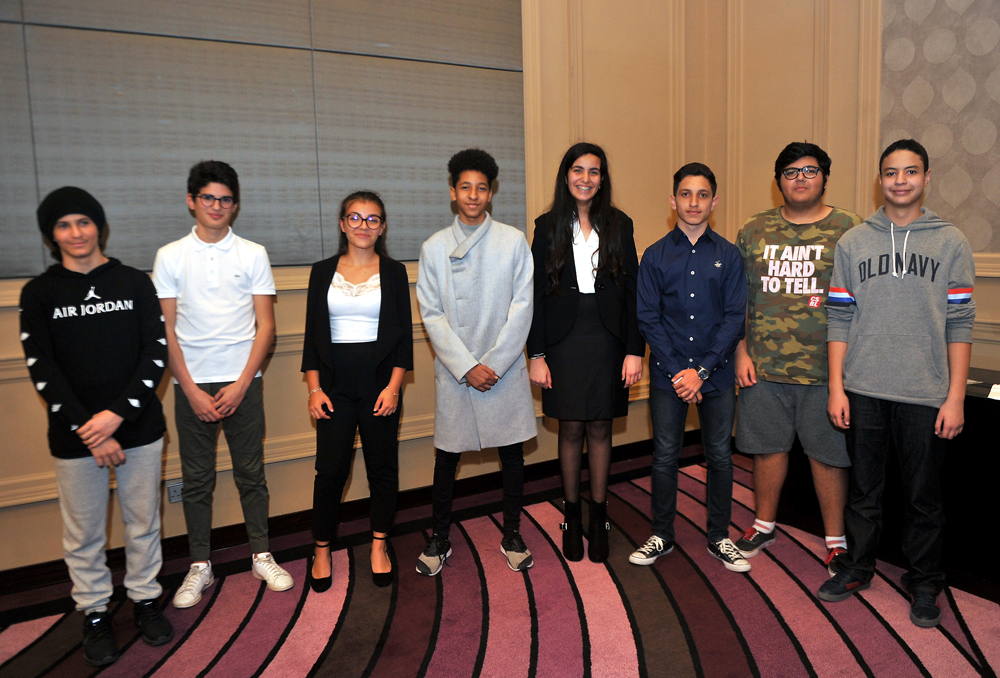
[37,186,107,243]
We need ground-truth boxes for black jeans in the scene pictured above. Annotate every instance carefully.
[432,443,525,536]
[312,342,400,542]
[842,392,947,594]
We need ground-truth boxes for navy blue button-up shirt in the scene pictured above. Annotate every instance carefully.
[637,225,746,394]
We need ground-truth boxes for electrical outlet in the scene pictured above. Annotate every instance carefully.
[167,482,183,503]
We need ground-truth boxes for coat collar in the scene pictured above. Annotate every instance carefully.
[449,213,494,260]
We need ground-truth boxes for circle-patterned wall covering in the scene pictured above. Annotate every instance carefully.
[881,0,1000,252]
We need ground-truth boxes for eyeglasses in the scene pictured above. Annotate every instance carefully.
[343,213,384,229]
[781,166,821,180]
[196,193,236,209]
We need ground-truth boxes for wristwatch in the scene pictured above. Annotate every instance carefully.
[696,366,710,380]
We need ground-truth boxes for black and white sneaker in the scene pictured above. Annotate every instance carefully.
[628,535,674,565]
[416,534,452,576]
[735,526,776,557]
[709,538,751,572]
[500,531,534,572]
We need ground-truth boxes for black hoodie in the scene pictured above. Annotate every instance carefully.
[19,258,167,459]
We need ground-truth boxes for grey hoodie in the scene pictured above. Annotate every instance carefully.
[826,206,975,407]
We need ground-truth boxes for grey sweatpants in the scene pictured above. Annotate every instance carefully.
[53,438,165,614]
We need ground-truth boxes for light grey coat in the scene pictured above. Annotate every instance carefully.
[417,215,537,453]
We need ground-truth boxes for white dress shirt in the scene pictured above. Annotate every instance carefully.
[572,218,599,294]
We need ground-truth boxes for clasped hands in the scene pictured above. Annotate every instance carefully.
[672,369,703,404]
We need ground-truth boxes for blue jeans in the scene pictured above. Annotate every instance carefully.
[841,393,947,594]
[650,383,736,544]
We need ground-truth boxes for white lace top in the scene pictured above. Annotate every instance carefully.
[328,272,381,342]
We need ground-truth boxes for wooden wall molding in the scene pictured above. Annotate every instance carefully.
[853,0,882,218]
[725,0,745,241]
[973,253,1000,278]
[520,0,547,229]
[670,0,686,165]
[811,0,831,150]
[567,0,585,142]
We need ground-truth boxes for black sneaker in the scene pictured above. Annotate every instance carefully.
[825,546,847,576]
[817,570,871,602]
[416,534,452,576]
[909,590,942,628]
[708,538,751,572]
[628,535,674,565]
[500,531,534,572]
[734,526,776,557]
[82,611,119,667]
[133,599,174,646]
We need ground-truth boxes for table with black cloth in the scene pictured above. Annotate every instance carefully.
[762,367,999,602]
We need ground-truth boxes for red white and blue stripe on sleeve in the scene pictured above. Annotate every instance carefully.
[828,287,855,306]
[948,287,973,304]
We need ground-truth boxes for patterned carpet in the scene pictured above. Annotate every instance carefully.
[1,454,998,677]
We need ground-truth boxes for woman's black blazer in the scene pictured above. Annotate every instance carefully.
[527,209,645,358]
[301,254,413,389]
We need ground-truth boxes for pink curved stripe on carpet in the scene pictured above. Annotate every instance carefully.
[258,549,350,678]
[205,558,306,678]
[680,464,756,510]
[732,454,753,471]
[527,502,639,678]
[951,588,1000,671]
[858,576,982,678]
[462,516,531,678]
[517,507,585,678]
[612,480,806,678]
[0,613,62,665]
[423,526,485,678]
[101,598,206,678]
[151,571,262,678]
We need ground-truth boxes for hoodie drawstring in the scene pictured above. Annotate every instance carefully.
[890,222,909,279]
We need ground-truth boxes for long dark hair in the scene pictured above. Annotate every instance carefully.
[544,142,624,293]
[337,190,388,257]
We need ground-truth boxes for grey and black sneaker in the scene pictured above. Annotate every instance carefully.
[416,534,452,576]
[628,535,674,565]
[709,538,752,572]
[817,570,871,602]
[500,531,534,572]
[133,599,174,646]
[735,526,776,557]
[909,590,942,628]
[82,611,119,667]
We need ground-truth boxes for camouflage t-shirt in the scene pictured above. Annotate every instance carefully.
[736,206,861,385]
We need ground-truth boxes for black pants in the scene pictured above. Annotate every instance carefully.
[432,443,525,536]
[841,392,947,594]
[312,342,400,542]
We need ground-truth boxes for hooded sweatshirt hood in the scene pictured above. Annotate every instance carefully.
[826,206,975,407]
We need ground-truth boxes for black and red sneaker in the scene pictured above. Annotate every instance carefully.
[825,546,847,576]
[909,591,941,628]
[817,571,871,602]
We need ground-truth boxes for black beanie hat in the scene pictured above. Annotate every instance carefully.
[37,186,107,243]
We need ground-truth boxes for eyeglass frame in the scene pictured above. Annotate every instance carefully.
[781,166,822,180]
[342,212,384,230]
[195,193,236,209]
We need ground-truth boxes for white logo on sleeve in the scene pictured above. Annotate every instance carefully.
[83,286,101,301]
[714,261,722,268]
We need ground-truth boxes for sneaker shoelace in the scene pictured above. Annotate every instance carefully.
[741,527,761,541]
[254,554,285,579]
[639,536,664,555]
[426,536,450,557]
[86,614,113,640]
[503,532,528,553]
[825,547,847,565]
[135,602,161,625]
[177,566,209,597]
[717,539,743,561]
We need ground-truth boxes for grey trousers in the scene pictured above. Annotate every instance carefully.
[174,377,270,560]
[53,438,165,615]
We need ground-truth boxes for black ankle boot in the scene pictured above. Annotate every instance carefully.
[588,500,610,562]
[560,500,584,561]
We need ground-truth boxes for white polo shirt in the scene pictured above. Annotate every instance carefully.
[152,225,275,384]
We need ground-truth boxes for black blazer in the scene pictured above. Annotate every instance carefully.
[527,209,645,358]
[301,254,413,389]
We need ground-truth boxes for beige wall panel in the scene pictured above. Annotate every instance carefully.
[22,0,311,47]
[312,51,526,260]
[576,1,678,254]
[0,25,45,278]
[312,0,522,71]
[825,2,866,215]
[25,26,322,272]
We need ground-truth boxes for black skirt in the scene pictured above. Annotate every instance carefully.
[542,293,628,420]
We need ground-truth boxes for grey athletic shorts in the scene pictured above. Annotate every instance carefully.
[735,378,849,468]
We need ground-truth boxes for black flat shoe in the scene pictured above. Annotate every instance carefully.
[372,534,394,588]
[309,546,332,593]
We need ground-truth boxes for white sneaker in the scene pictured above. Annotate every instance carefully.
[173,562,214,608]
[252,552,294,591]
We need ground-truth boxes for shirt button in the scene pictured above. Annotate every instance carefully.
[690,271,695,275]
[689,337,694,341]
[689,358,694,362]
[690,293,695,297]
[692,249,696,253]
[690,315,694,319]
